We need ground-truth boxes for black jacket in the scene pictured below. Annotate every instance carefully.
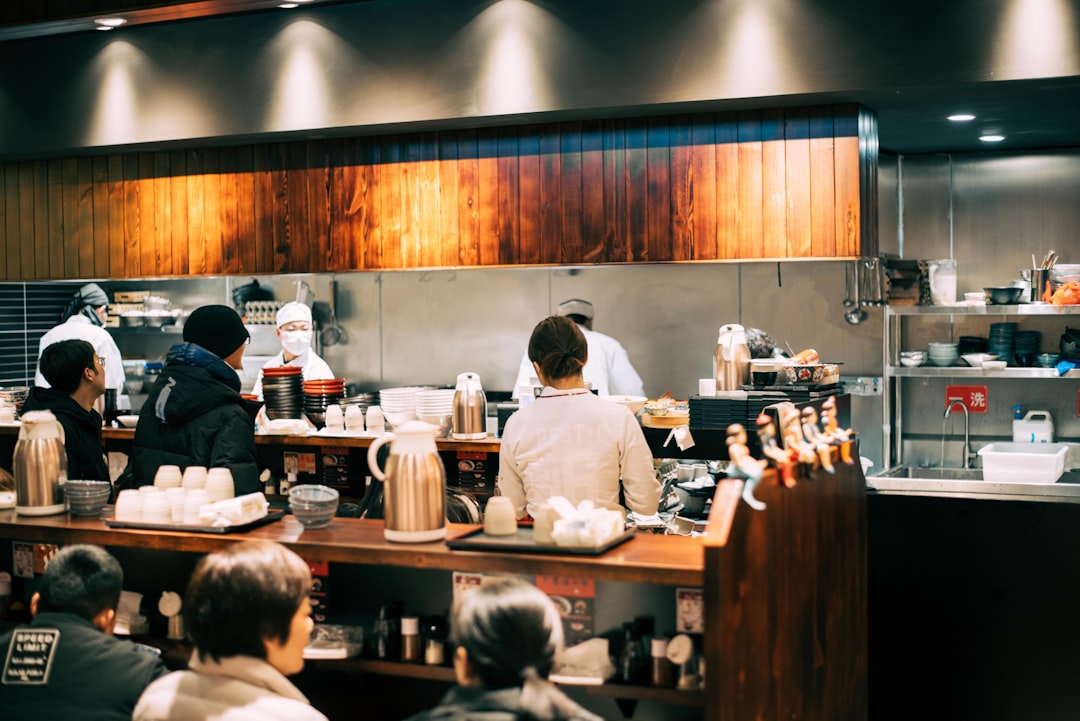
[131,342,260,495]
[21,386,110,483]
[0,611,169,721]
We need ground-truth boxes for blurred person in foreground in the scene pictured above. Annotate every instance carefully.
[35,283,125,394]
[0,544,168,721]
[499,315,660,520]
[512,298,644,399]
[134,541,326,721]
[129,305,260,494]
[22,339,110,483]
[403,576,601,721]
[250,301,334,401]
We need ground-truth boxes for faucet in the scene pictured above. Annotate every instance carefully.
[942,398,977,469]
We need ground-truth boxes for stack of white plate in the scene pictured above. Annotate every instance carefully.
[379,386,422,428]
[415,389,455,437]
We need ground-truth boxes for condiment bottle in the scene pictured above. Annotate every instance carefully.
[372,603,401,660]
[401,616,421,662]
[618,622,649,685]
[650,637,675,688]
[424,615,448,665]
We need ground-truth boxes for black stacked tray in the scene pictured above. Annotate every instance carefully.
[262,368,304,420]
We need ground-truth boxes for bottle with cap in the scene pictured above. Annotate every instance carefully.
[401,616,421,663]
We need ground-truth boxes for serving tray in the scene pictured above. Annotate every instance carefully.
[446,526,635,555]
[104,508,286,534]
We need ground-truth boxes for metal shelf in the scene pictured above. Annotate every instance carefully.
[886,303,1080,316]
[886,366,1078,379]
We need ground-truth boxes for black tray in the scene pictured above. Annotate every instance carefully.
[446,527,635,555]
[104,508,286,534]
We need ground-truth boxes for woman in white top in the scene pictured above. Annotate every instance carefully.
[35,283,125,392]
[498,315,660,520]
[251,302,334,400]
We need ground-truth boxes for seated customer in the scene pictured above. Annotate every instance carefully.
[130,304,260,494]
[22,339,110,483]
[134,540,326,721]
[404,577,601,721]
[498,315,660,520]
[0,544,169,721]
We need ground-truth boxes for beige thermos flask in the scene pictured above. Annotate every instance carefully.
[714,324,751,392]
[451,372,487,440]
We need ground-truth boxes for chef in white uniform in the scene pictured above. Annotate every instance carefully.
[35,283,125,392]
[250,301,335,400]
[511,298,644,398]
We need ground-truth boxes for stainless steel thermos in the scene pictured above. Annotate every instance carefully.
[451,372,487,440]
[367,420,447,542]
[13,410,68,516]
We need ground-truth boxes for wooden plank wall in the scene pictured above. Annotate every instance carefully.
[0,104,875,281]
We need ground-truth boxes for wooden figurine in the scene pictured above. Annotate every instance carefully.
[820,395,856,464]
[801,406,835,473]
[779,403,818,468]
[755,412,797,487]
[725,423,767,511]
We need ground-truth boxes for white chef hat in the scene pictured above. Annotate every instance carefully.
[556,298,594,320]
[276,301,313,328]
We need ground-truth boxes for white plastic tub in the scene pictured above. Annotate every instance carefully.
[977,442,1068,484]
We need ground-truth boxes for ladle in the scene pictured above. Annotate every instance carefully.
[321,279,346,346]
[845,260,868,325]
[843,262,856,308]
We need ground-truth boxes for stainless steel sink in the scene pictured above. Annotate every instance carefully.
[876,466,985,481]
[867,466,1080,503]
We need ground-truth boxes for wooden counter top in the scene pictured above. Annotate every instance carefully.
[0,511,704,587]
[95,427,503,453]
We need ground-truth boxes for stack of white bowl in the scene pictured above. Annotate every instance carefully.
[415,389,455,437]
[379,387,422,428]
[927,342,960,367]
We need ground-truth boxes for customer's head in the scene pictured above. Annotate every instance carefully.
[185,541,313,674]
[527,315,587,386]
[39,339,102,395]
[450,577,563,689]
[183,304,250,369]
[32,545,123,631]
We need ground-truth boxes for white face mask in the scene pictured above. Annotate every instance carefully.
[281,330,312,357]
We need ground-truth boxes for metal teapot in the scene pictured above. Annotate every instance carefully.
[714,324,751,392]
[451,372,487,440]
[367,420,447,542]
[13,410,68,516]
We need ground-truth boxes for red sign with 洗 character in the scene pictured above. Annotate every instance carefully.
[945,385,988,414]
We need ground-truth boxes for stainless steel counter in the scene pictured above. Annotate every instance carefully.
[867,467,1080,503]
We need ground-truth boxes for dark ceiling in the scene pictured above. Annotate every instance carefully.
[3,0,1079,157]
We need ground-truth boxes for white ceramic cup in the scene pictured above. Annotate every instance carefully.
[483,496,518,537]
[205,468,235,503]
[183,489,210,524]
[532,503,558,544]
[698,378,717,397]
[344,405,365,432]
[141,492,172,524]
[154,465,183,489]
[325,404,345,430]
[115,489,143,522]
[181,466,208,490]
[676,464,695,482]
[165,487,187,523]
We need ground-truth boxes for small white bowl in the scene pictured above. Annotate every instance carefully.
[899,357,924,367]
[961,353,998,368]
[982,360,1008,369]
[116,414,139,428]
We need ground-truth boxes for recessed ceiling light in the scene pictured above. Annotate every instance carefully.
[94,17,126,27]
[947,114,976,122]
[279,2,300,7]
[980,135,1005,142]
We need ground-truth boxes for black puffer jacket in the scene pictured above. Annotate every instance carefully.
[21,386,110,483]
[131,342,260,495]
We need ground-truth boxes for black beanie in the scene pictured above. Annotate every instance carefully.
[183,305,249,359]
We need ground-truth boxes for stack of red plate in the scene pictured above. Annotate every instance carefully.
[262,366,304,420]
[303,378,346,426]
